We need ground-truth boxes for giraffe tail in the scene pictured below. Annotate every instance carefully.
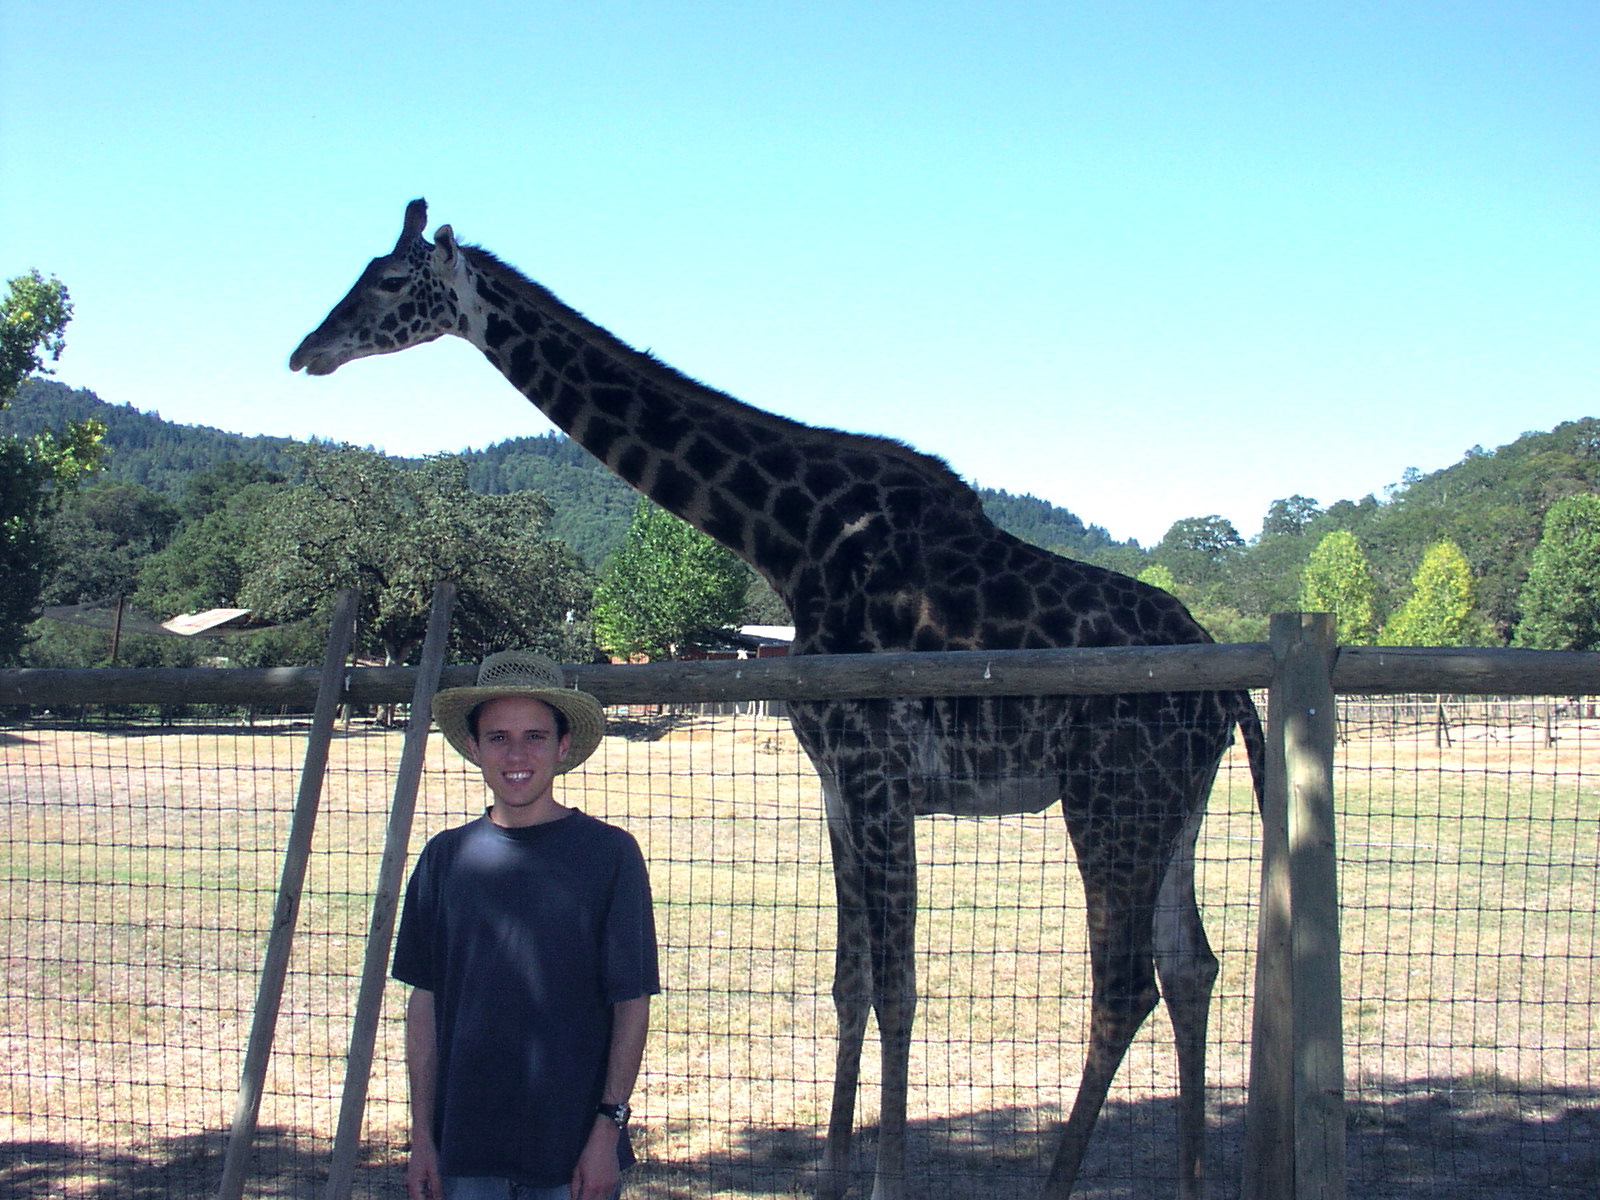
[1234,691,1268,811]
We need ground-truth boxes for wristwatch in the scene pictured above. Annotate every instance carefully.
[597,1101,631,1130]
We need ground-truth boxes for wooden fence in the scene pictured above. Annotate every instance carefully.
[2,616,1597,1199]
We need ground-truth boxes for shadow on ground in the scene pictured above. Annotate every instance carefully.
[607,712,703,742]
[0,1128,397,1200]
[5,1078,1596,1199]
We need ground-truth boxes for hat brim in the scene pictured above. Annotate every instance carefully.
[432,684,606,772]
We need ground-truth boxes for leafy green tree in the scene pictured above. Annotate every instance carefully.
[241,444,593,665]
[593,499,750,660]
[1137,563,1178,594]
[1082,542,1152,579]
[0,271,105,663]
[42,479,180,605]
[1300,531,1376,644]
[1135,560,1263,642]
[0,442,63,663]
[1514,494,1600,650]
[1261,495,1321,539]
[137,476,286,615]
[1152,515,1244,591]
[1,271,73,398]
[1379,539,1477,646]
[742,570,792,627]
[176,459,286,522]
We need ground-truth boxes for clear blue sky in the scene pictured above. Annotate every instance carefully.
[3,2,1595,546]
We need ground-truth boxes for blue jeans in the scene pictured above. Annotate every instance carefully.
[443,1177,621,1200]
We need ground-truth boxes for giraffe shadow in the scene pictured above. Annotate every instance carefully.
[634,1076,1600,1199]
[606,712,702,742]
[6,1079,1594,1199]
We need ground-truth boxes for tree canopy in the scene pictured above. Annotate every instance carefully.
[240,444,593,665]
[1300,531,1376,645]
[592,499,751,660]
[43,479,181,606]
[1379,540,1477,647]
[1,270,73,401]
[11,374,1600,658]
[1514,494,1600,651]
[0,271,105,664]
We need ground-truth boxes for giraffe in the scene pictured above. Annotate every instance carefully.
[291,200,1265,1200]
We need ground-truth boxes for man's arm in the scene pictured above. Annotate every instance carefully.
[405,988,442,1200]
[572,995,652,1200]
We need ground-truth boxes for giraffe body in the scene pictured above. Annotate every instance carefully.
[293,201,1265,1199]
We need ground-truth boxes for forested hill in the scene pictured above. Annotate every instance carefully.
[4,378,301,493]
[4,379,1130,566]
[12,378,1600,648]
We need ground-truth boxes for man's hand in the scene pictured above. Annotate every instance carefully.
[569,1117,621,1200]
[405,988,443,1200]
[406,1129,442,1200]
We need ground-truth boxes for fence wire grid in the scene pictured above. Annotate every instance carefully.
[1,693,1596,1199]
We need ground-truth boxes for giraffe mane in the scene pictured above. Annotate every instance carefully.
[461,244,986,516]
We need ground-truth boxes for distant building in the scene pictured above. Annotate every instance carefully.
[675,625,793,661]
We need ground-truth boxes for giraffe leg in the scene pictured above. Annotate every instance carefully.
[866,935,915,1200]
[817,785,917,1200]
[1039,929,1161,1199]
[822,949,915,1200]
[1153,793,1220,1200]
[819,902,869,1200]
[1041,805,1168,1200]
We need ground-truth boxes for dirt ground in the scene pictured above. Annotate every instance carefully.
[1,702,1596,1198]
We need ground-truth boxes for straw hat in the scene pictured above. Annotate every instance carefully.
[432,651,605,772]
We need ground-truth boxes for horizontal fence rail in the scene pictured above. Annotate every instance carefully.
[7,643,1600,707]
[4,634,1597,1199]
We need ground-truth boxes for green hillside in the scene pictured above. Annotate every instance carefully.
[9,377,1600,650]
[3,379,1136,568]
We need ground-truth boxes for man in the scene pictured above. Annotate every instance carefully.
[393,651,659,1200]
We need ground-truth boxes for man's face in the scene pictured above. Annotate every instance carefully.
[467,696,572,824]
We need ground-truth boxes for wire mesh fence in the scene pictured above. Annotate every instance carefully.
[1,690,1596,1198]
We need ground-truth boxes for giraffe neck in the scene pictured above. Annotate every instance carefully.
[452,246,978,605]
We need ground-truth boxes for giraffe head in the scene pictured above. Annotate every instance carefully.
[290,198,471,376]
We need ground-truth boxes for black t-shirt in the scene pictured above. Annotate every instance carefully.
[392,810,660,1186]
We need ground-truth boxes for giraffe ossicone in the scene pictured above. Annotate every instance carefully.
[293,200,1265,1200]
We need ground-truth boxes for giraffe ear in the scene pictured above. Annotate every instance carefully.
[400,198,428,246]
[434,225,460,268]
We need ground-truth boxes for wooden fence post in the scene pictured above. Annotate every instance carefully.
[1243,612,1346,1200]
[323,582,457,1200]
[217,589,360,1200]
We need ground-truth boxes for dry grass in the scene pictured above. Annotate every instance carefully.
[1,702,1596,1199]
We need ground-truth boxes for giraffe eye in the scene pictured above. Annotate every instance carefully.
[378,277,408,293]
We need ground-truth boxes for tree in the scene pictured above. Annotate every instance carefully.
[175,459,286,522]
[240,444,593,665]
[1380,539,1477,646]
[1137,563,1178,594]
[592,499,750,660]
[1152,515,1244,591]
[1514,494,1600,650]
[137,476,286,616]
[1261,495,1321,540]
[1300,531,1376,645]
[42,480,181,606]
[742,570,792,627]
[0,271,105,664]
[1,270,73,399]
[1157,515,1245,561]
